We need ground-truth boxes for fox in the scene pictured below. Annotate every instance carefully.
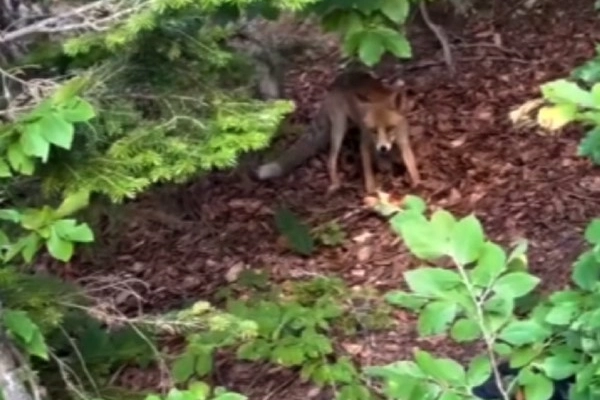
[254,69,421,193]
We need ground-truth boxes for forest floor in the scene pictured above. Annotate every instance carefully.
[50,0,600,398]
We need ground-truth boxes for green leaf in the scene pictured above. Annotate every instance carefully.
[394,214,448,260]
[509,346,540,368]
[402,195,427,213]
[417,300,457,336]
[439,393,462,400]
[21,206,54,230]
[188,381,210,399]
[342,30,363,57]
[540,355,580,380]
[21,121,50,161]
[591,83,600,104]
[585,219,600,244]
[53,219,94,242]
[379,28,412,58]
[358,31,385,67]
[451,214,485,265]
[3,310,36,342]
[576,362,598,392]
[271,344,306,366]
[492,272,540,298]
[213,393,246,400]
[59,97,96,123]
[0,159,12,177]
[450,318,481,342]
[540,79,596,108]
[172,353,196,383]
[572,251,600,290]
[404,267,462,297]
[54,190,91,218]
[39,112,75,150]
[414,350,466,384]
[572,58,600,83]
[7,142,34,175]
[5,233,42,262]
[195,350,214,377]
[544,301,578,325]
[385,290,428,310]
[522,373,554,400]
[274,207,314,256]
[483,293,515,320]
[470,242,507,287]
[145,396,162,400]
[429,209,456,238]
[26,330,49,360]
[466,355,491,388]
[51,76,88,104]
[499,320,551,346]
[166,388,185,400]
[46,229,74,261]
[0,209,21,223]
[578,127,600,164]
[380,0,410,22]
[321,9,363,34]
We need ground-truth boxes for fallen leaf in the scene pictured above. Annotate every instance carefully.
[225,261,245,282]
[356,245,373,262]
[352,231,373,243]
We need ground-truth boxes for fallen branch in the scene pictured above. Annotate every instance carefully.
[418,0,455,76]
[0,0,147,44]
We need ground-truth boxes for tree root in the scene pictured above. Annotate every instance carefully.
[418,0,456,76]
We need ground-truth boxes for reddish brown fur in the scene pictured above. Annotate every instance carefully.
[323,71,420,193]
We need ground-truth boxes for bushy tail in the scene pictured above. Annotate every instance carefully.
[255,110,330,180]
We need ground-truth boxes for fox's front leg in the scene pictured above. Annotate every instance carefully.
[327,113,347,193]
[360,132,377,194]
[395,118,421,186]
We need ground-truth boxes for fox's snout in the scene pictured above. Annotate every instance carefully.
[376,143,392,153]
[375,130,393,153]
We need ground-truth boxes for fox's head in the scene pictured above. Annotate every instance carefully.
[353,80,410,154]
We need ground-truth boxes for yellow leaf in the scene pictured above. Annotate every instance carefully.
[536,104,577,131]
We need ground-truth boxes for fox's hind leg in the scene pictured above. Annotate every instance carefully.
[326,110,348,193]
[394,117,421,186]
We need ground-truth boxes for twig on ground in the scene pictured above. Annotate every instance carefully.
[418,0,456,76]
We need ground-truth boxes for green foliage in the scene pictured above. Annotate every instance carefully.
[2,309,49,360]
[365,194,600,400]
[304,0,414,66]
[145,382,246,400]
[0,0,454,398]
[536,45,600,165]
[171,276,392,400]
[313,220,347,247]
[274,209,349,255]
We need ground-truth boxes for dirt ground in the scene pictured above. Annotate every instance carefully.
[48,0,600,398]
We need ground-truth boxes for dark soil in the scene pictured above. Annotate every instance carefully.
[47,0,600,398]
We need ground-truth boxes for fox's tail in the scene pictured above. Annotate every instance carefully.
[254,109,330,180]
